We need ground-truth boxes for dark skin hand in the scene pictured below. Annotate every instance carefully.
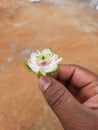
[38,64,98,130]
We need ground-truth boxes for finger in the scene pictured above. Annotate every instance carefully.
[58,64,98,88]
[76,81,97,103]
[38,76,83,128]
[83,94,98,109]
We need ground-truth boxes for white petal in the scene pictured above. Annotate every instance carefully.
[30,53,37,62]
[45,65,58,73]
[51,54,58,60]
[39,62,57,72]
[42,48,53,55]
[28,60,39,73]
[55,57,62,64]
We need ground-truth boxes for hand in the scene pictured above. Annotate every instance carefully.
[38,65,98,130]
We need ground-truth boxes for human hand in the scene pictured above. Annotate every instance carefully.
[38,65,98,130]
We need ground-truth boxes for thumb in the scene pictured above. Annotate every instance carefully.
[38,76,84,128]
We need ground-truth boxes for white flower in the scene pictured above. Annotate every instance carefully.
[27,48,62,76]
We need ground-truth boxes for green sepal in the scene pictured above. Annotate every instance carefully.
[22,61,33,72]
[37,70,45,77]
[48,47,53,52]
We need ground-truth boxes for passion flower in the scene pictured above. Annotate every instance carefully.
[24,48,62,76]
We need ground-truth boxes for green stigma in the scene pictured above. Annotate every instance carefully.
[42,55,45,60]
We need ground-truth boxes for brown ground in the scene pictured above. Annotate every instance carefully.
[0,0,98,130]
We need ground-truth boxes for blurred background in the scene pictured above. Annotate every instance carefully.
[0,0,98,130]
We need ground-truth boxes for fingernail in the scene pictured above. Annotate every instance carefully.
[38,76,52,92]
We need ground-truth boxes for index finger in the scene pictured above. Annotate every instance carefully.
[57,64,98,88]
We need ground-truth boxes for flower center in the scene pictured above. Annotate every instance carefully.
[41,55,45,60]
[35,50,53,66]
[37,55,51,66]
[39,56,48,65]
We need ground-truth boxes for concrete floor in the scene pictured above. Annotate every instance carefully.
[0,0,98,130]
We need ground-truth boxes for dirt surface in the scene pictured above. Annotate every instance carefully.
[0,0,98,130]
